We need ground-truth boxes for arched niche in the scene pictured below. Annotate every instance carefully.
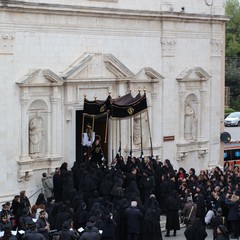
[176,67,210,161]
[16,69,64,181]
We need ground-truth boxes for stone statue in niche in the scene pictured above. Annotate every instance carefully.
[184,103,197,141]
[133,112,148,147]
[133,115,141,147]
[29,111,44,155]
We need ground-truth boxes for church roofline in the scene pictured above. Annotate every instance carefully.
[1,1,229,23]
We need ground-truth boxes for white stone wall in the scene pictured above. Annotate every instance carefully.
[0,0,227,202]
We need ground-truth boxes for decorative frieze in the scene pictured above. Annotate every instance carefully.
[0,32,15,55]
[161,38,176,57]
[211,39,223,56]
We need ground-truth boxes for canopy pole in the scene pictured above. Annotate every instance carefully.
[82,114,85,141]
[111,118,114,161]
[81,114,85,163]
[118,120,122,156]
[146,109,153,157]
[130,117,133,157]
[140,113,143,159]
[92,117,95,133]
[104,112,109,144]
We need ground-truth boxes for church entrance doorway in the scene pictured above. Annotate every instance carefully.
[76,110,109,163]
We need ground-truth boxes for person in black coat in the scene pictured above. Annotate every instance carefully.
[165,190,181,237]
[52,168,63,203]
[211,208,227,240]
[79,222,100,240]
[184,218,208,240]
[215,225,230,240]
[19,207,32,231]
[54,204,73,231]
[35,193,48,207]
[22,223,46,240]
[143,206,162,240]
[100,214,117,240]
[10,195,21,229]
[19,191,31,216]
[99,173,113,202]
[125,201,143,240]
[115,198,128,240]
[91,135,104,167]
[58,221,79,240]
[195,185,206,227]
[36,210,50,240]
[74,202,88,230]
[0,226,18,240]
[225,194,239,239]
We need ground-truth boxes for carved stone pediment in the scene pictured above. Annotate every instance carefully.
[134,67,164,83]
[176,67,211,82]
[61,53,134,80]
[17,69,64,87]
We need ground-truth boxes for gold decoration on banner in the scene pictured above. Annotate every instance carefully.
[127,107,134,115]
[100,104,106,113]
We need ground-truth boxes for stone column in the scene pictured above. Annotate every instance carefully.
[50,88,59,156]
[199,89,207,140]
[20,94,30,159]
[179,90,186,143]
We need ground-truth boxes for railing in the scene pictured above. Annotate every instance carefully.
[28,188,43,200]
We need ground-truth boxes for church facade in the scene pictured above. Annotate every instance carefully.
[0,0,227,202]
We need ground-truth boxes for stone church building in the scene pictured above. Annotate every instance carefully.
[0,0,227,202]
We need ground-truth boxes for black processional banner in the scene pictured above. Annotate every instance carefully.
[83,95,111,115]
[111,92,147,118]
[83,92,148,118]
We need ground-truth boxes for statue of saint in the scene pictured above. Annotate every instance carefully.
[184,103,197,141]
[29,111,43,155]
[133,115,141,147]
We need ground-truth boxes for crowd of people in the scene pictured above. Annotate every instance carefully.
[0,155,239,240]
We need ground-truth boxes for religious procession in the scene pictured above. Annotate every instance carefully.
[0,154,239,240]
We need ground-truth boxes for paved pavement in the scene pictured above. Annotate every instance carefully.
[160,215,214,240]
[160,227,213,240]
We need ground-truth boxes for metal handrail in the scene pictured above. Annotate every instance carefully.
[28,188,43,200]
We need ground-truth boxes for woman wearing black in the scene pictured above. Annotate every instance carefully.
[165,190,181,237]
[184,218,208,240]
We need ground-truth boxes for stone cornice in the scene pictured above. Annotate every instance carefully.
[0,1,229,22]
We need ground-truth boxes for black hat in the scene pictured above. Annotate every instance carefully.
[26,219,35,226]
[29,222,37,229]
[86,222,94,228]
[216,207,222,215]
[89,216,96,223]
